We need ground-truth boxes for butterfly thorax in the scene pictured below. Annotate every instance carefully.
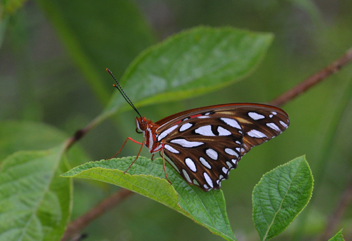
[136,117,163,153]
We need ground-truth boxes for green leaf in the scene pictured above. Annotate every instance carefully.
[252,156,313,240]
[35,0,156,103]
[62,156,236,241]
[329,229,345,241]
[100,26,273,122]
[0,145,72,241]
[0,120,88,166]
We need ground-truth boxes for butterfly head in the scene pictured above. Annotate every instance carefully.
[135,117,148,133]
[136,117,157,133]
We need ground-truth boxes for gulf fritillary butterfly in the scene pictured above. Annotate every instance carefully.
[107,69,290,191]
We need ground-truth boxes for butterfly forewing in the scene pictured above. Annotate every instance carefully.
[155,103,289,191]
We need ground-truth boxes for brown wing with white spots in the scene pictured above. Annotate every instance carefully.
[233,107,289,156]
[155,103,289,191]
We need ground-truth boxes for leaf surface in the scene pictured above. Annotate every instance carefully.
[252,156,314,240]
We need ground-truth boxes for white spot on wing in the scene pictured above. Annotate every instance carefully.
[203,172,213,188]
[164,144,179,154]
[272,112,277,115]
[248,112,265,120]
[185,158,197,172]
[193,179,199,186]
[206,148,218,160]
[170,138,204,148]
[194,125,215,136]
[247,129,268,138]
[222,167,228,174]
[199,157,211,169]
[231,159,238,165]
[182,169,192,183]
[179,123,193,132]
[158,125,178,141]
[226,161,233,169]
[217,126,231,136]
[198,116,210,119]
[225,148,238,157]
[279,120,288,129]
[221,118,241,129]
[266,122,281,132]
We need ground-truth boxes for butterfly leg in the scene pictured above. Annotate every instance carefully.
[161,147,172,185]
[107,137,143,159]
[123,140,145,174]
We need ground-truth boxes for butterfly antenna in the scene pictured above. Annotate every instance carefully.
[106,68,142,118]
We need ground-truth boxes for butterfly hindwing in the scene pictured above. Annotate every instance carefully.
[162,116,243,190]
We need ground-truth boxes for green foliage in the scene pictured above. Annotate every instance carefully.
[329,229,345,241]
[101,26,273,122]
[1,0,27,17]
[252,156,313,240]
[0,146,71,241]
[63,155,315,241]
[62,157,236,241]
[35,0,156,103]
[2,0,352,240]
[0,121,88,165]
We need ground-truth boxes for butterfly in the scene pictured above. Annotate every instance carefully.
[107,69,290,191]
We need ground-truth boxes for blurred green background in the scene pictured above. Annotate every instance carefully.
[1,0,352,240]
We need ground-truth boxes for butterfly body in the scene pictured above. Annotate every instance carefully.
[135,103,289,191]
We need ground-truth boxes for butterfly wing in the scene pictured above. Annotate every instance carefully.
[155,103,289,191]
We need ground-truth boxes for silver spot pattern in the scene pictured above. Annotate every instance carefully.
[182,169,192,183]
[248,112,265,120]
[164,144,179,154]
[199,157,211,169]
[185,157,197,172]
[158,125,178,141]
[203,172,213,188]
[247,129,267,138]
[206,148,218,160]
[220,118,241,129]
[179,123,193,132]
[170,138,204,148]
[194,125,215,136]
[266,122,281,132]
[217,126,232,136]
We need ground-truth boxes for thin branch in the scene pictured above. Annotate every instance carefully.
[319,175,352,241]
[61,189,134,241]
[270,48,352,106]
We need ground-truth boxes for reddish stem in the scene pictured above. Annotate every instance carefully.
[61,189,134,241]
[270,48,352,106]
